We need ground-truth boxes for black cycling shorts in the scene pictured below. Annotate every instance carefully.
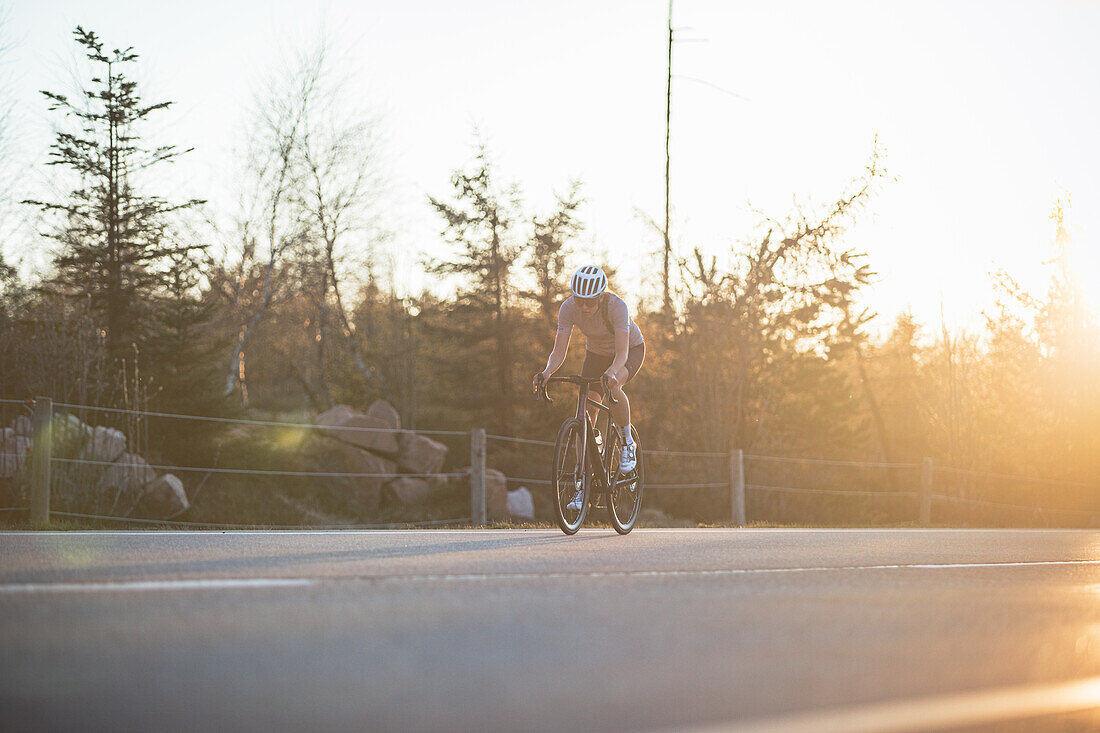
[580,342,646,395]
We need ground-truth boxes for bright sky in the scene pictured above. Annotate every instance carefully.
[5,0,1099,333]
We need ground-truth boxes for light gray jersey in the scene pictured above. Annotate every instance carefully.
[557,292,645,356]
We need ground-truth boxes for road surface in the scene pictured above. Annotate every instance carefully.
[2,528,1099,732]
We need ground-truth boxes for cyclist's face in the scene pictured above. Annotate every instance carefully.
[575,295,600,313]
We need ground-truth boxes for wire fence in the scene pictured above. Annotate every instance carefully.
[928,463,1100,527]
[748,484,920,499]
[4,397,475,529]
[2,396,1098,528]
[932,465,1099,489]
[1,399,33,511]
[53,401,469,437]
[50,457,466,480]
[46,511,470,530]
[486,429,1099,527]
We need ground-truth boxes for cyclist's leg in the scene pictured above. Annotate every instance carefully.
[606,369,630,429]
[580,350,612,424]
[607,343,645,433]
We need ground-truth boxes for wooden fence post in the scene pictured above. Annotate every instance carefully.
[470,428,487,527]
[919,457,933,527]
[30,397,52,528]
[730,448,746,527]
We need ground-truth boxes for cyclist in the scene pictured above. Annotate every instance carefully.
[532,265,645,510]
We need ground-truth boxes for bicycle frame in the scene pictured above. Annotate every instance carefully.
[574,381,614,493]
[540,375,617,494]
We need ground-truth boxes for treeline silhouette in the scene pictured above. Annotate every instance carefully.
[1,29,1097,525]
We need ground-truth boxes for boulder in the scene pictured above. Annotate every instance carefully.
[507,487,535,520]
[0,435,30,480]
[338,415,400,455]
[366,400,401,430]
[397,431,448,475]
[96,453,156,506]
[316,405,399,455]
[51,413,90,458]
[450,466,508,522]
[341,444,397,480]
[385,477,434,506]
[12,415,32,437]
[301,440,398,513]
[316,404,357,428]
[79,426,127,464]
[133,474,189,518]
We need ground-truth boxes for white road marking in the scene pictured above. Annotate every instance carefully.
[355,559,1100,584]
[0,578,316,594]
[877,560,1100,569]
[681,675,1100,733]
[3,528,1098,536]
[2,560,1097,594]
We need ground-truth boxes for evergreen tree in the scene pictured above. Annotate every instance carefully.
[428,145,521,432]
[521,183,583,329]
[23,27,204,366]
[147,250,223,413]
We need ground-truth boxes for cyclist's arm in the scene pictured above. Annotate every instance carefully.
[542,329,571,375]
[609,331,630,374]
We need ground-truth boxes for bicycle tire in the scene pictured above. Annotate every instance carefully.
[552,418,589,535]
[607,426,643,534]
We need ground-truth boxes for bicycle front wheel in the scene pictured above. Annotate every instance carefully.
[552,418,588,535]
[607,427,643,534]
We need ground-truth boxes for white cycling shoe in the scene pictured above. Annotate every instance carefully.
[618,442,637,473]
[566,488,585,512]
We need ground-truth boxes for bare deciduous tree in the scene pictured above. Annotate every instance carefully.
[214,37,387,408]
[213,46,320,404]
[298,41,388,402]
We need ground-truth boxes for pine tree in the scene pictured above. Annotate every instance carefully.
[521,183,583,329]
[23,27,204,366]
[428,145,521,432]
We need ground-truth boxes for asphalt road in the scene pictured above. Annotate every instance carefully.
[2,528,1099,732]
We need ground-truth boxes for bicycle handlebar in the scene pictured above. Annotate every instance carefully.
[535,374,618,405]
[535,374,553,403]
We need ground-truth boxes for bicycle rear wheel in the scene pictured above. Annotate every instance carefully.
[552,418,589,535]
[607,427,643,534]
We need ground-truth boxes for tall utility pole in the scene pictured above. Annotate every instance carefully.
[663,0,674,317]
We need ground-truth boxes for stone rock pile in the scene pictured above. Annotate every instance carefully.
[306,400,518,521]
[308,401,452,513]
[0,412,189,518]
[1,400,538,524]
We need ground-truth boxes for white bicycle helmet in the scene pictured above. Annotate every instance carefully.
[570,265,607,299]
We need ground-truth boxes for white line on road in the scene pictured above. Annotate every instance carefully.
[0,578,317,594]
[4,528,1098,536]
[682,674,1100,733]
[3,559,1097,594]
[351,559,1100,585]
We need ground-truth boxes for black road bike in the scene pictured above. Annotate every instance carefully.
[535,375,643,535]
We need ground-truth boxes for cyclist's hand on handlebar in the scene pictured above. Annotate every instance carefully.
[532,370,548,394]
[602,370,619,388]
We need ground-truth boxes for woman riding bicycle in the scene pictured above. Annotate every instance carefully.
[532,265,646,487]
